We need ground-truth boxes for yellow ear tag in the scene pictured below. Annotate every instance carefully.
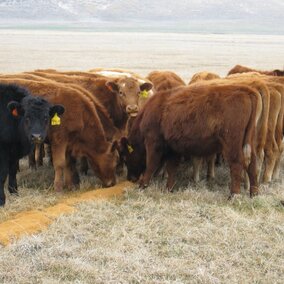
[127,144,134,153]
[51,113,61,126]
[140,90,149,99]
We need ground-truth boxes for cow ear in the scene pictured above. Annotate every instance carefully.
[49,104,65,117]
[7,101,24,117]
[106,81,119,93]
[140,82,153,91]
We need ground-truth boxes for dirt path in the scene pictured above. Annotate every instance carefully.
[0,181,133,246]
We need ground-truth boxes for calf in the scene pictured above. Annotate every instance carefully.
[123,84,261,197]
[146,70,186,92]
[0,84,64,206]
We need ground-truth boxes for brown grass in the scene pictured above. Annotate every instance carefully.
[0,159,283,283]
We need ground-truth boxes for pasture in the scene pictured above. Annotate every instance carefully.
[0,158,284,283]
[0,30,284,283]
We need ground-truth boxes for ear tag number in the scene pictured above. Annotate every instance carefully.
[51,113,61,126]
[127,145,134,153]
[140,90,149,99]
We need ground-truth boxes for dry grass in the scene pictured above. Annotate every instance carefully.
[0,159,284,283]
[0,158,108,223]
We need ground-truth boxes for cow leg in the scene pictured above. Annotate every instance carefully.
[139,139,163,188]
[51,143,67,192]
[206,154,216,181]
[28,148,36,169]
[116,155,124,176]
[165,155,180,192]
[256,149,264,183]
[45,144,53,166]
[272,143,283,180]
[272,155,282,180]
[35,143,44,167]
[0,147,9,206]
[243,170,250,190]
[79,157,89,175]
[8,157,19,195]
[263,143,278,182]
[228,162,243,198]
[192,157,202,182]
[64,152,80,190]
[247,150,259,197]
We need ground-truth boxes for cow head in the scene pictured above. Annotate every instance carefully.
[7,96,65,144]
[120,137,145,182]
[88,141,119,187]
[106,77,153,117]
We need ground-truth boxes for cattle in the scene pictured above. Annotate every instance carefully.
[120,88,178,182]
[120,71,186,180]
[228,65,284,76]
[0,83,65,206]
[122,83,261,198]
[208,76,269,184]
[146,70,186,91]
[0,78,119,191]
[188,71,220,85]
[187,72,221,182]
[227,73,284,183]
[1,72,121,170]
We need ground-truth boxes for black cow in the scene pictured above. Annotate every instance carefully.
[0,84,64,206]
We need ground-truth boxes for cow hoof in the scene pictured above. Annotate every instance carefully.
[54,183,63,193]
[228,193,240,200]
[139,183,148,190]
[250,192,259,198]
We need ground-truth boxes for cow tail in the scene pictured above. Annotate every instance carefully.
[243,90,262,167]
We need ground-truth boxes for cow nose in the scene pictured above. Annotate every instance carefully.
[31,134,43,144]
[126,105,139,116]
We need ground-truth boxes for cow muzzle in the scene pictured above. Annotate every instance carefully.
[31,134,43,144]
[126,105,139,117]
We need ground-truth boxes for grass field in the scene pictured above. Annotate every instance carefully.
[1,29,284,284]
[0,159,284,283]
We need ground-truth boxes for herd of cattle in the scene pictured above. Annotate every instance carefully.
[0,64,284,206]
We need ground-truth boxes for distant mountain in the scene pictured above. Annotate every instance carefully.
[0,0,283,22]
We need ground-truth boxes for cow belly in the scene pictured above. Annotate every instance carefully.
[167,136,220,157]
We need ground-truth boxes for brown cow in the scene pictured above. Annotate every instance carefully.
[228,65,284,76]
[188,71,221,85]
[123,83,261,197]
[187,72,222,182]
[227,73,284,183]
[0,78,119,191]
[146,71,186,92]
